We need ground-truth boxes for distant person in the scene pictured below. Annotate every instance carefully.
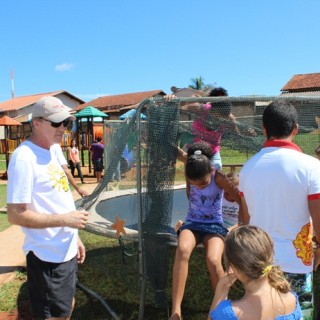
[51,143,88,197]
[112,160,121,182]
[7,96,89,320]
[170,141,241,320]
[209,225,302,319]
[222,171,240,230]
[239,100,320,318]
[67,139,85,184]
[90,136,104,183]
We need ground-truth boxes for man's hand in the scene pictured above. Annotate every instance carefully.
[65,209,89,229]
[77,237,86,264]
[76,187,89,198]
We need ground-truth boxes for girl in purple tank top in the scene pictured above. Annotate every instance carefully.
[170,142,242,320]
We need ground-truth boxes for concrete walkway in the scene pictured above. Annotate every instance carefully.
[0,225,26,284]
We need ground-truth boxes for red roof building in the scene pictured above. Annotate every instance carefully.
[0,90,85,120]
[74,90,166,119]
[281,73,320,93]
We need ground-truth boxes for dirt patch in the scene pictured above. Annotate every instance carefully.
[0,301,32,320]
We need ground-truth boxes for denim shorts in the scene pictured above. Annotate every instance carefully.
[178,220,228,243]
[26,251,77,319]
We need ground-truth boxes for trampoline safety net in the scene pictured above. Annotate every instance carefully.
[75,95,320,317]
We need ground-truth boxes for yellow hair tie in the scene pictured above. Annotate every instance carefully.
[262,265,272,275]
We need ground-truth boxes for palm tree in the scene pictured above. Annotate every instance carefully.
[188,77,205,90]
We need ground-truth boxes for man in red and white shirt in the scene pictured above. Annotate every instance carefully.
[239,100,320,318]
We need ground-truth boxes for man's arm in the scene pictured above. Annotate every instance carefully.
[7,203,89,229]
[61,164,88,197]
[240,196,250,224]
[177,147,187,164]
[77,236,86,264]
[309,198,320,270]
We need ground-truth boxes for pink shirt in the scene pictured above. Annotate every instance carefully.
[68,147,80,163]
[192,119,222,154]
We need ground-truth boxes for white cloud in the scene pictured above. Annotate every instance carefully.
[55,63,74,72]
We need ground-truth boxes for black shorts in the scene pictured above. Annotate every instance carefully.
[92,158,103,172]
[26,251,77,319]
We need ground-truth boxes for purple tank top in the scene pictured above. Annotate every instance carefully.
[186,173,224,224]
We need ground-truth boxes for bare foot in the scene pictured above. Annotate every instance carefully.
[170,313,181,320]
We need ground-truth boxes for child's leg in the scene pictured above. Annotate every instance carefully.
[170,229,197,320]
[203,235,225,290]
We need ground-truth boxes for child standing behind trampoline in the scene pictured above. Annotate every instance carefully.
[170,141,241,320]
[222,172,240,230]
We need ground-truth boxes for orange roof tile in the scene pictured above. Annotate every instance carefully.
[74,90,166,112]
[0,91,84,112]
[281,73,320,91]
[0,91,63,112]
[0,115,22,126]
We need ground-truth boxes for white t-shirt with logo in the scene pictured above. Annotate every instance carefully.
[222,197,239,228]
[7,140,78,263]
[240,144,320,274]
[51,143,68,166]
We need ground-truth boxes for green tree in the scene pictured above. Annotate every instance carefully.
[188,76,205,90]
[189,77,216,94]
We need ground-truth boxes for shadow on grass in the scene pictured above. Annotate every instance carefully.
[73,237,216,319]
[14,229,320,320]
[74,244,173,319]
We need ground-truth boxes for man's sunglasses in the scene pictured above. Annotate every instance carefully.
[40,118,72,128]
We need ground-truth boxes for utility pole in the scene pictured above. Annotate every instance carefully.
[11,69,15,99]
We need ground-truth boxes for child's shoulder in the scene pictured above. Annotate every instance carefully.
[214,169,226,181]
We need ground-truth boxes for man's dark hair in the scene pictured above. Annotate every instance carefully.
[207,87,231,116]
[97,136,102,142]
[263,100,298,139]
[208,87,228,97]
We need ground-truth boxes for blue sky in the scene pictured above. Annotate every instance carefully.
[1,1,320,102]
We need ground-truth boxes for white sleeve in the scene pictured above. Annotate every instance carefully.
[7,151,33,204]
[51,144,67,166]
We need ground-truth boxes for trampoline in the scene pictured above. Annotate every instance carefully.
[85,185,187,242]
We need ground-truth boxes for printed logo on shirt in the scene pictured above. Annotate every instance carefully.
[293,223,313,266]
[48,162,69,192]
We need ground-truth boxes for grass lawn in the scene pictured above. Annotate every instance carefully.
[0,212,10,232]
[0,154,6,172]
[0,185,6,207]
[1,229,320,319]
[0,230,230,319]
[1,142,320,318]
[0,184,9,232]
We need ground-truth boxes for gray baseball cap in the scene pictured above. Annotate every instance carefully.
[32,96,75,122]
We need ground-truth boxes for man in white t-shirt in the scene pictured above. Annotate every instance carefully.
[7,96,89,320]
[239,100,320,319]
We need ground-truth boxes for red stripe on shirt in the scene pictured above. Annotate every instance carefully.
[263,140,302,152]
[308,193,320,200]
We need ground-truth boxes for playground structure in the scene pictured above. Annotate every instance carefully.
[74,95,320,319]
